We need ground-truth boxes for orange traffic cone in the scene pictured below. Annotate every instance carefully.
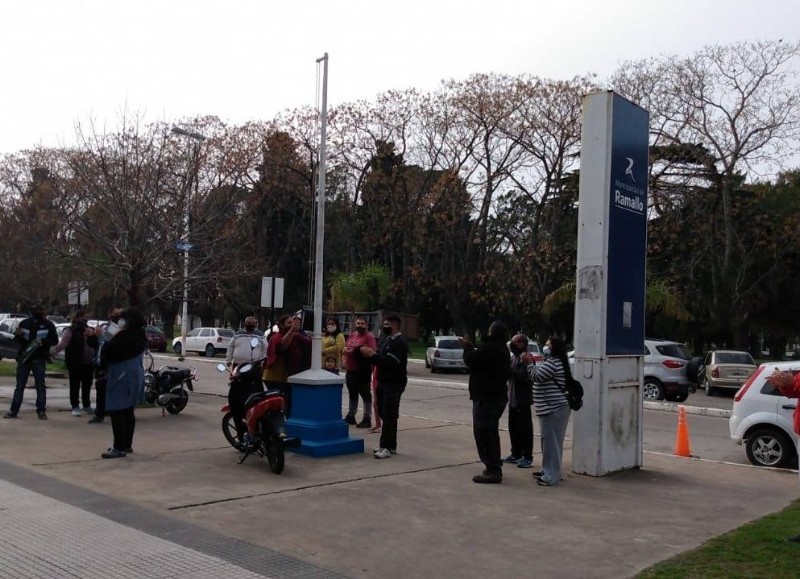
[674,405,691,457]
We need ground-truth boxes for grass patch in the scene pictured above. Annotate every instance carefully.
[408,341,427,360]
[637,498,800,578]
[0,360,67,377]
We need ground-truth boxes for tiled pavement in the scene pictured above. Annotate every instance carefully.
[0,461,345,579]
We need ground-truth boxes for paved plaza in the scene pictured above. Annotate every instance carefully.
[0,376,797,578]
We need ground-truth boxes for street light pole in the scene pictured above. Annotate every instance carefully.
[171,126,206,357]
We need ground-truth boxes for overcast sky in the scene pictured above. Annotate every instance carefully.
[1,0,798,154]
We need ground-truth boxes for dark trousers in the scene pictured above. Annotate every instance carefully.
[94,371,107,419]
[108,407,135,451]
[67,363,94,408]
[376,383,403,451]
[472,399,507,475]
[9,359,47,413]
[508,404,533,460]
[345,370,372,418]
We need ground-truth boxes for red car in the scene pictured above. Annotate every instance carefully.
[145,325,168,353]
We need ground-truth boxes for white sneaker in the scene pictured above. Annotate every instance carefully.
[71,407,82,417]
[374,448,391,459]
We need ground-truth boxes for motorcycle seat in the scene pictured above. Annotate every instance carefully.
[244,389,282,409]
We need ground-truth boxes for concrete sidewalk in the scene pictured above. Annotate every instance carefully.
[0,380,797,578]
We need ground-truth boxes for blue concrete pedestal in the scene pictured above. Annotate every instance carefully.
[285,369,364,457]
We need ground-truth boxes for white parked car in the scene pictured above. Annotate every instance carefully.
[425,336,467,373]
[729,361,799,468]
[172,327,235,357]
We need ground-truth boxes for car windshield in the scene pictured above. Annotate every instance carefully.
[528,344,541,353]
[146,326,164,335]
[217,329,235,338]
[656,343,691,359]
[437,339,461,349]
[716,352,754,365]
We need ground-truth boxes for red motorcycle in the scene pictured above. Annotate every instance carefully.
[217,357,299,474]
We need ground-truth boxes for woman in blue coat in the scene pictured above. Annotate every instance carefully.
[101,307,148,459]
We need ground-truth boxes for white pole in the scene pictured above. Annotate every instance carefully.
[170,127,206,357]
[311,53,328,371]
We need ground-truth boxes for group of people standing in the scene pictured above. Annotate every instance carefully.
[3,303,149,460]
[227,312,409,460]
[464,321,573,487]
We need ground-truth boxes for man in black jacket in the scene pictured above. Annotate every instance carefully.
[463,321,511,483]
[4,301,58,420]
[360,315,408,459]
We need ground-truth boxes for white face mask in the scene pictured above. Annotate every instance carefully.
[327,325,336,332]
[542,346,552,357]
[117,319,127,330]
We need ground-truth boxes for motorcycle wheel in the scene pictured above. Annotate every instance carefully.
[221,411,244,451]
[165,388,189,414]
[261,422,285,474]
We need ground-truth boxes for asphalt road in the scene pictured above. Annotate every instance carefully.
[157,352,752,468]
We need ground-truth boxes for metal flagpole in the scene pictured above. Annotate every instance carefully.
[310,53,328,371]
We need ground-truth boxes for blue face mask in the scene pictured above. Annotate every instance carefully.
[542,346,552,357]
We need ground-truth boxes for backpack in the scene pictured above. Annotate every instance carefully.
[562,375,584,411]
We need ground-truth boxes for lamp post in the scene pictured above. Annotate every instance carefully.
[170,126,206,357]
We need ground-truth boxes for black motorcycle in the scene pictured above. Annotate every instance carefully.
[143,350,196,415]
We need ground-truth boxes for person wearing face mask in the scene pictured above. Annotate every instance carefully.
[525,336,572,487]
[3,301,58,420]
[503,334,535,469]
[101,307,148,458]
[226,316,266,370]
[321,318,345,369]
[88,307,123,424]
[342,316,377,428]
[360,316,408,458]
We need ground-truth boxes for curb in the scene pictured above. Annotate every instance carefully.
[408,378,732,418]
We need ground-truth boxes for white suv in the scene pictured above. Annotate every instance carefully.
[643,339,694,402]
[729,361,799,468]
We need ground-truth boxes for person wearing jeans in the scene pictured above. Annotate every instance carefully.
[4,301,58,420]
[462,321,511,484]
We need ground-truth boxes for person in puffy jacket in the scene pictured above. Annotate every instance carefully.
[462,321,510,484]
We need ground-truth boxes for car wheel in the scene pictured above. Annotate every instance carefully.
[745,427,795,468]
[685,357,703,384]
[173,342,182,355]
[703,379,716,396]
[205,344,216,358]
[430,366,437,374]
[643,378,664,401]
[425,357,430,369]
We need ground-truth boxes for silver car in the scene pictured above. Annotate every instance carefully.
[425,336,467,373]
[643,339,694,402]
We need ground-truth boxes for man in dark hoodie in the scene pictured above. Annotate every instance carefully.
[462,321,511,484]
